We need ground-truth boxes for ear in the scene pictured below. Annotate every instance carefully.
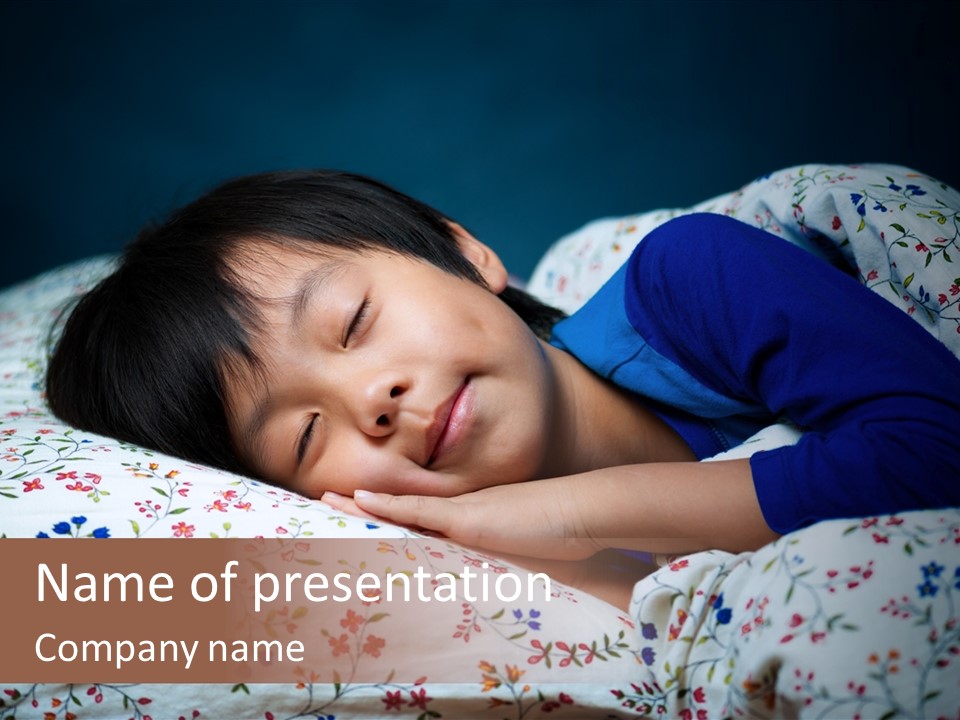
[447,221,509,293]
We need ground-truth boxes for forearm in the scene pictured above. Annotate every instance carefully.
[348,457,778,561]
[565,458,778,555]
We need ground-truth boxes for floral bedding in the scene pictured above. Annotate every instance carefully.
[2,163,958,718]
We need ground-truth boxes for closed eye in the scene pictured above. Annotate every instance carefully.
[296,415,318,465]
[342,297,370,347]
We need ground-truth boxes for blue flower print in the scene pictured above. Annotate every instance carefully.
[641,622,658,640]
[922,562,944,579]
[43,516,111,539]
[528,608,541,630]
[918,579,939,598]
[641,646,656,666]
[712,593,733,625]
[512,608,542,631]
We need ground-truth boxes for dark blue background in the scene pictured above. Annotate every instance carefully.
[2,0,957,289]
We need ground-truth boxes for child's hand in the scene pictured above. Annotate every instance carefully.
[330,478,608,561]
[318,491,382,522]
[323,458,775,560]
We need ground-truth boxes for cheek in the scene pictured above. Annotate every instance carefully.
[309,441,407,497]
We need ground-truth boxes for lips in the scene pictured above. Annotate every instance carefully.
[425,378,471,467]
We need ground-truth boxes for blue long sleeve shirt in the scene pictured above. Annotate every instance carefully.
[549,213,960,533]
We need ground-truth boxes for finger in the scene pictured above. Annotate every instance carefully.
[320,491,380,521]
[353,490,454,535]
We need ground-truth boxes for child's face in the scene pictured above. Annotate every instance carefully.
[224,231,561,500]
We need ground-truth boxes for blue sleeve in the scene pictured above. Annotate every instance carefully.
[626,213,960,533]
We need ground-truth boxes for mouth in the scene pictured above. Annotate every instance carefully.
[425,377,472,467]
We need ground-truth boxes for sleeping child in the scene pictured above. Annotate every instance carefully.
[44,170,960,565]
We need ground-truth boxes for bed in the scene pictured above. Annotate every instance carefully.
[1,163,958,718]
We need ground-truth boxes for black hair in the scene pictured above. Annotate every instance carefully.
[45,170,564,478]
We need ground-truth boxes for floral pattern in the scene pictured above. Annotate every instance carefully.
[621,509,960,718]
[3,165,959,717]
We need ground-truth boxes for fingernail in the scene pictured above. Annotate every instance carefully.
[353,489,373,502]
[321,491,345,503]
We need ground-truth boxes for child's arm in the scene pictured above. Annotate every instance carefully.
[552,214,960,534]
[327,457,777,560]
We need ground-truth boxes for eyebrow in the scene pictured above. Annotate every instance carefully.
[238,259,348,471]
[289,260,348,334]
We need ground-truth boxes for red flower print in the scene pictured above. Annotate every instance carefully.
[528,638,549,665]
[693,686,706,703]
[22,478,43,492]
[328,633,350,657]
[83,472,101,484]
[340,609,364,633]
[172,522,195,538]
[407,687,431,710]
[36,428,54,435]
[66,481,93,492]
[56,471,78,481]
[915,242,929,253]
[381,690,403,711]
[362,634,385,658]
[831,216,842,230]
[668,608,689,641]
[789,613,804,628]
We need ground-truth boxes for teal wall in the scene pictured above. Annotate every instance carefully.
[2,0,957,289]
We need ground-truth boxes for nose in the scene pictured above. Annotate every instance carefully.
[353,371,408,437]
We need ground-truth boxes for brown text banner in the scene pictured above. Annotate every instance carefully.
[0,538,637,684]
